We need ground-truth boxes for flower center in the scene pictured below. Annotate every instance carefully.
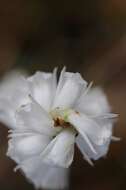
[53,117,71,128]
[50,107,73,128]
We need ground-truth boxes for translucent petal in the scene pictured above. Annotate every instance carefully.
[18,156,69,189]
[27,68,57,111]
[69,112,112,147]
[16,99,57,136]
[7,133,51,163]
[53,68,87,109]
[76,87,111,116]
[76,134,111,161]
[69,111,113,161]
[41,128,76,168]
[0,70,29,129]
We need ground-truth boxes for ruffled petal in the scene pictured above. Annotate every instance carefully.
[16,99,57,136]
[69,112,112,147]
[76,87,111,116]
[0,70,29,129]
[7,133,51,163]
[68,112,113,160]
[27,68,57,111]
[17,156,69,189]
[41,128,76,168]
[76,134,111,163]
[7,130,69,190]
[53,68,87,109]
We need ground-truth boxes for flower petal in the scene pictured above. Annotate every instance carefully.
[18,156,69,189]
[53,68,87,109]
[0,99,16,128]
[27,68,57,111]
[76,87,111,116]
[41,128,76,168]
[0,70,29,129]
[16,99,57,136]
[7,133,51,163]
[76,133,111,161]
[69,112,112,147]
[7,132,68,189]
[69,112,113,161]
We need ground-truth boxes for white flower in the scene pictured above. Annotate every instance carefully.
[0,70,69,189]
[0,68,117,189]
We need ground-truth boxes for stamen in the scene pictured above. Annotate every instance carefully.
[54,117,71,128]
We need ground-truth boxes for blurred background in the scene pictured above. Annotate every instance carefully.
[0,0,126,189]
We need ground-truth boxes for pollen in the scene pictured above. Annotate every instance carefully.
[54,117,71,128]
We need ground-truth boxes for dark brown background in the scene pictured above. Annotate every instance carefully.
[0,0,126,189]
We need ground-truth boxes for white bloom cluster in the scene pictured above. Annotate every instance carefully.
[0,68,117,189]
